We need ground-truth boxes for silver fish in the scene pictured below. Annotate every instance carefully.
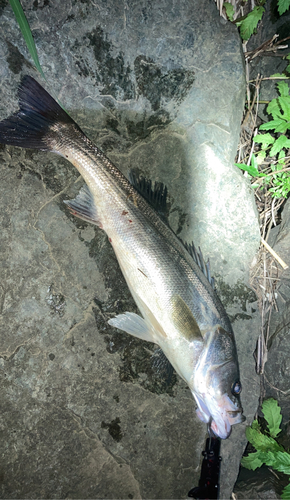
[0,76,245,438]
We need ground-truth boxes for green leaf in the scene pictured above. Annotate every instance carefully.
[271,451,290,475]
[257,150,267,164]
[279,149,286,161]
[241,451,264,470]
[224,2,234,21]
[282,482,290,499]
[251,419,261,432]
[278,0,290,15]
[239,6,265,40]
[267,98,281,119]
[270,135,290,156]
[253,133,275,147]
[246,425,284,452]
[271,73,289,78]
[278,96,290,120]
[277,80,290,97]
[9,0,45,79]
[234,163,260,177]
[262,398,282,438]
[259,119,287,133]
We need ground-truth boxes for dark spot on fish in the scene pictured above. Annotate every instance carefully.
[128,219,132,223]
[113,394,120,403]
[101,417,123,442]
[48,353,55,361]
[122,210,128,216]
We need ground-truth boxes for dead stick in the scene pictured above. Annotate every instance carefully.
[261,238,289,270]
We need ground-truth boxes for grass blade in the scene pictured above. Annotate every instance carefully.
[9,0,45,79]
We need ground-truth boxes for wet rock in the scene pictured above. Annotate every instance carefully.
[0,0,260,498]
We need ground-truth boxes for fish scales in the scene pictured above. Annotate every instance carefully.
[0,76,245,439]
[54,124,229,331]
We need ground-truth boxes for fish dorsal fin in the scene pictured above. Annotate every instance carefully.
[183,242,215,289]
[64,184,100,226]
[129,171,214,290]
[128,171,169,222]
[170,295,203,341]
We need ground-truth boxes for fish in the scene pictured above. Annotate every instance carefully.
[0,76,245,439]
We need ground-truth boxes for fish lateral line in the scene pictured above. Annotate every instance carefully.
[0,75,244,440]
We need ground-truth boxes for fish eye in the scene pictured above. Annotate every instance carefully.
[232,380,242,395]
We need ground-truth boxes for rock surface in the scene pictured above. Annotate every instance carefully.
[0,1,260,498]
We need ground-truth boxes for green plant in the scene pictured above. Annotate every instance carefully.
[235,80,290,198]
[242,398,290,499]
[225,0,290,40]
[9,0,45,78]
[235,4,266,40]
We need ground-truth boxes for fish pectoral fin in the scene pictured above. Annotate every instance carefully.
[64,184,100,225]
[108,312,156,343]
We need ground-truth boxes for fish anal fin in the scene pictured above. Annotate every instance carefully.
[108,312,156,343]
[64,184,100,226]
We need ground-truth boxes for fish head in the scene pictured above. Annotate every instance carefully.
[192,325,245,439]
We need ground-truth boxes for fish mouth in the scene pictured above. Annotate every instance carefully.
[210,408,245,439]
[193,392,245,439]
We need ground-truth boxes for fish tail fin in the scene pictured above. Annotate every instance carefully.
[0,76,76,151]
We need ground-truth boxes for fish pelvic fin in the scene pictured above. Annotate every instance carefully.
[0,76,77,151]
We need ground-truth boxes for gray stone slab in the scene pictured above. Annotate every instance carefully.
[0,1,261,498]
